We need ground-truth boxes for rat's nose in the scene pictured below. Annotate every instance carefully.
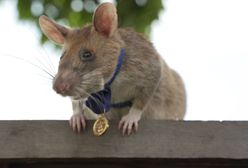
[53,71,80,95]
[53,80,71,95]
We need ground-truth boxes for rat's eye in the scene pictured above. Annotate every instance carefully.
[79,50,95,61]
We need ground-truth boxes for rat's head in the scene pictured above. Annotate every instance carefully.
[39,3,123,100]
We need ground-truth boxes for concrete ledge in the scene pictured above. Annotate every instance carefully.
[0,120,248,167]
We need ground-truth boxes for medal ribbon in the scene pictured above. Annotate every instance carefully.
[85,48,132,114]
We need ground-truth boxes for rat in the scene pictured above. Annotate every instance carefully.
[38,2,186,135]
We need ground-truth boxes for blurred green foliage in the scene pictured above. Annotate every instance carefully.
[15,0,164,45]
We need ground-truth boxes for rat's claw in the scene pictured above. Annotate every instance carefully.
[134,122,138,132]
[118,119,124,130]
[76,117,82,132]
[119,114,140,135]
[127,122,133,135]
[122,121,128,135]
[69,113,86,133]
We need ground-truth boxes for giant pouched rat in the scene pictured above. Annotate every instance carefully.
[39,2,186,135]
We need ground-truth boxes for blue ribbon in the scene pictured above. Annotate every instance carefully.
[85,48,132,114]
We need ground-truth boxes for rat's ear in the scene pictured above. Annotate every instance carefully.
[39,15,69,45]
[93,3,118,37]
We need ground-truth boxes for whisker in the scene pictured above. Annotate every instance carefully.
[79,66,113,83]
[89,90,110,113]
[28,52,55,78]
[1,53,55,79]
[80,73,102,78]
[75,87,103,113]
[78,66,108,77]
[80,83,103,87]
[79,72,105,82]
[79,71,102,78]
[39,44,56,74]
[37,73,54,81]
[24,23,56,75]
[80,75,105,87]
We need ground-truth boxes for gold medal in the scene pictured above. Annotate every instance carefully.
[93,115,109,136]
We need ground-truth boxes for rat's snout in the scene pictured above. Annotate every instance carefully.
[53,79,71,94]
[53,71,80,96]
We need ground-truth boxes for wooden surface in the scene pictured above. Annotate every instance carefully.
[0,120,248,167]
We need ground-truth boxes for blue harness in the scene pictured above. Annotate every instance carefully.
[85,48,132,114]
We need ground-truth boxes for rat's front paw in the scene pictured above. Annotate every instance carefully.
[69,112,86,132]
[118,113,141,135]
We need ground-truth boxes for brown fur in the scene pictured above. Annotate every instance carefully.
[108,28,186,120]
[39,2,186,134]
